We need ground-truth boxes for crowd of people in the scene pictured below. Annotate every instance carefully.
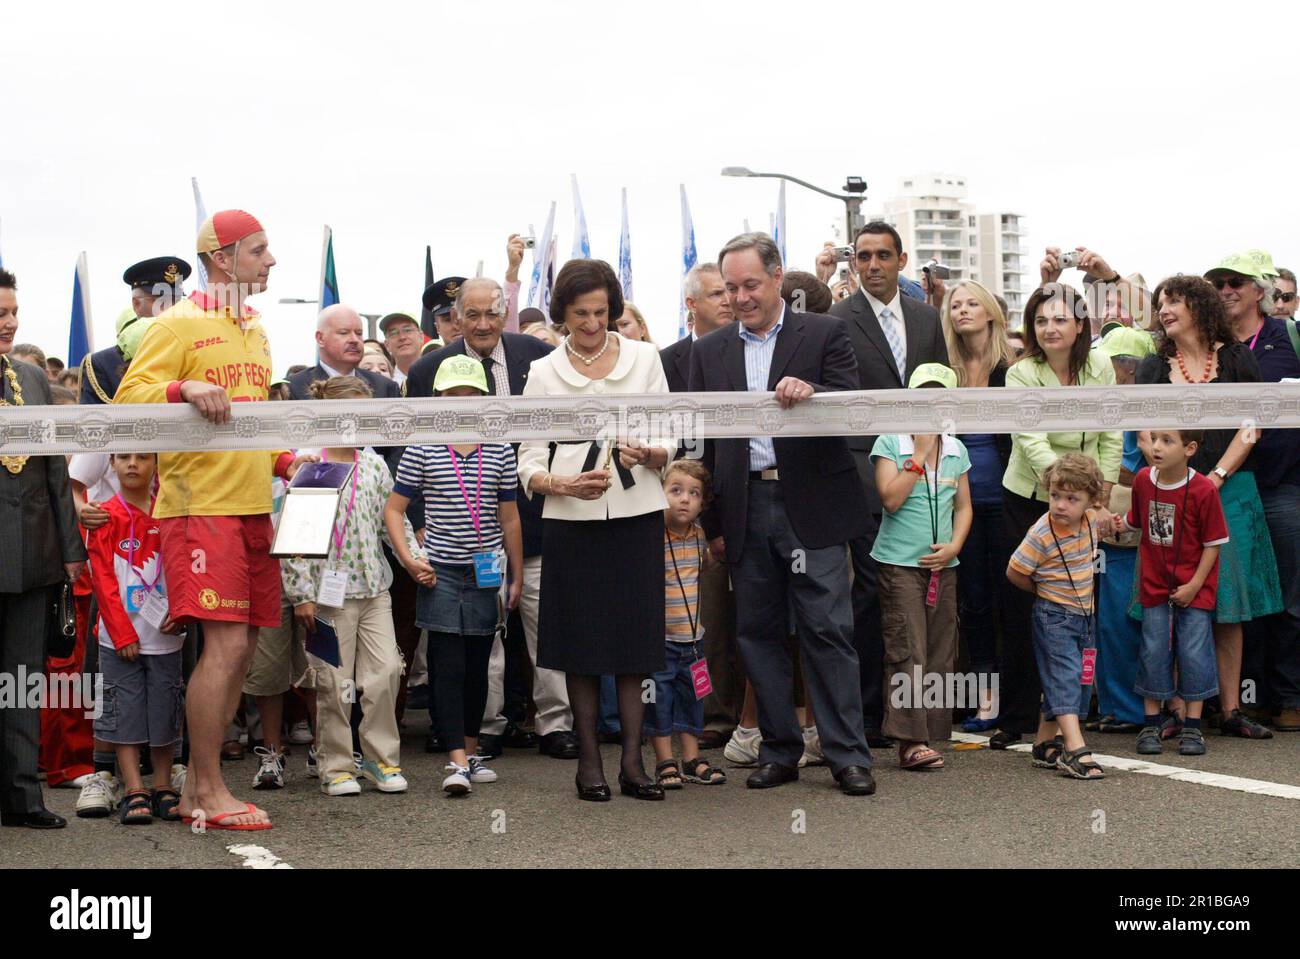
[1,207,1297,831]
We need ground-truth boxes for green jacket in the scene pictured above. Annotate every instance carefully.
[1002,348,1122,502]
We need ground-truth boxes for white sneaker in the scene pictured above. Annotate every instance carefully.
[467,756,498,783]
[443,763,472,796]
[288,720,313,745]
[170,763,187,794]
[723,726,762,766]
[56,773,94,789]
[360,760,409,793]
[75,771,120,818]
[252,746,287,790]
[306,745,318,778]
[321,773,361,796]
[798,725,826,767]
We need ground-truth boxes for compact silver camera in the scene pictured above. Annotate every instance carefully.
[523,235,537,250]
[922,258,951,280]
[833,246,854,262]
[1059,250,1080,269]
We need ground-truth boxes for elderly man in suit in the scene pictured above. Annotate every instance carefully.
[0,268,87,828]
[660,262,733,392]
[829,222,948,745]
[689,233,875,796]
[288,305,402,401]
[406,277,578,760]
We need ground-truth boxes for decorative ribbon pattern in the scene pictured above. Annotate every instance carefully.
[0,384,1297,456]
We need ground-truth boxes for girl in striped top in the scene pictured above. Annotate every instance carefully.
[384,355,523,796]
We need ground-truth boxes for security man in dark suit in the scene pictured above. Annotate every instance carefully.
[829,222,948,745]
[689,233,875,796]
[406,277,579,760]
[287,304,403,401]
[80,257,191,405]
[0,268,87,828]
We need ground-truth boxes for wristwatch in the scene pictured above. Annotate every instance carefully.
[902,458,925,476]
[1213,466,1229,482]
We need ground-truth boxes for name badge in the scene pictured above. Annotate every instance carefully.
[1081,647,1097,685]
[140,590,170,631]
[690,657,713,701]
[317,569,349,608]
[473,550,505,589]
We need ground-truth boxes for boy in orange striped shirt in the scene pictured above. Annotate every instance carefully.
[1007,453,1107,781]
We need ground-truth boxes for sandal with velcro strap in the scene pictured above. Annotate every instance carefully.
[1057,746,1106,780]
[682,756,727,785]
[1030,735,1064,768]
[119,788,154,825]
[655,759,684,790]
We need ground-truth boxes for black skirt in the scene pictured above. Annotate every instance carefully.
[537,511,666,675]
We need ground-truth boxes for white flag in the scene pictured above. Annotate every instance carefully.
[679,184,697,339]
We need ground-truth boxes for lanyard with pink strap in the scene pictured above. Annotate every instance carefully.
[331,451,360,557]
[447,444,484,547]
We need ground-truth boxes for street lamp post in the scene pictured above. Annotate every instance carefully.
[721,167,868,252]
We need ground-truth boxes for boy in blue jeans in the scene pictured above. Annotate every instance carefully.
[1109,429,1227,756]
[647,460,725,788]
[1007,453,1106,781]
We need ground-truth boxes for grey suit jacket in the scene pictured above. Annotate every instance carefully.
[828,288,948,513]
[0,358,86,593]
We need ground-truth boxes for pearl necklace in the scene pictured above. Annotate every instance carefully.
[0,360,29,474]
[565,332,612,367]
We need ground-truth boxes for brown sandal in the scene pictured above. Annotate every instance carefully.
[899,743,945,770]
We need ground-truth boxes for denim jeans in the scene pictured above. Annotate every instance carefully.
[643,642,705,737]
[1031,599,1092,718]
[1136,604,1218,702]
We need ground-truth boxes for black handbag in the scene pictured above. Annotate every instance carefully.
[45,580,77,660]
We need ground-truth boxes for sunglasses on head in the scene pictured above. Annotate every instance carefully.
[1210,276,1250,290]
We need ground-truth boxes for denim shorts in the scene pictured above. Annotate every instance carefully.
[94,647,185,747]
[1031,599,1092,719]
[415,562,500,637]
[1136,605,1219,702]
[643,641,704,738]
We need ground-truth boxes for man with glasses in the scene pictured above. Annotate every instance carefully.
[1205,253,1300,735]
[1272,268,1297,321]
[828,222,948,748]
[379,312,425,390]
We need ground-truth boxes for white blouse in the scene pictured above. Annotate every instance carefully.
[518,334,674,521]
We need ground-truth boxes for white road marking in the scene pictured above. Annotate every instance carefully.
[951,732,1300,801]
[226,843,294,869]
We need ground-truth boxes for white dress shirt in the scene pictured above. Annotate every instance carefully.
[517,334,674,521]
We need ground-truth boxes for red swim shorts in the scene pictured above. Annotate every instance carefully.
[158,515,281,628]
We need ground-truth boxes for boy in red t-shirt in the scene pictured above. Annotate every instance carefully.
[1111,429,1228,757]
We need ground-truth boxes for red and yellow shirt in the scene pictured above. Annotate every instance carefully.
[114,291,291,518]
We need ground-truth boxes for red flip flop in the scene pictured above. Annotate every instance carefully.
[181,802,272,831]
[899,745,945,770]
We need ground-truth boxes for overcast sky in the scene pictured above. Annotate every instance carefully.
[4,0,1296,371]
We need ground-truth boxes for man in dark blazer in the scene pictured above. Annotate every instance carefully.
[659,263,739,746]
[0,269,87,828]
[287,304,402,401]
[689,234,874,796]
[406,277,578,760]
[829,222,948,744]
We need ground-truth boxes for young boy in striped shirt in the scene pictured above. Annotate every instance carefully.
[646,460,725,788]
[1006,453,1107,781]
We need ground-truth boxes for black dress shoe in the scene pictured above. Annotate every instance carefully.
[1,808,68,829]
[476,733,504,759]
[538,730,580,759]
[835,765,876,796]
[575,774,611,802]
[746,762,798,789]
[618,773,665,800]
[988,730,1022,750]
[425,734,446,754]
[864,728,895,749]
[504,722,539,748]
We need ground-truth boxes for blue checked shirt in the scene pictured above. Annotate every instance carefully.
[738,305,785,471]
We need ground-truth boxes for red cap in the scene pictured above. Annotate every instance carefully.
[197,210,265,254]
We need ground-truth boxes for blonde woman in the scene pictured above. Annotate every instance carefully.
[615,302,656,345]
[940,280,1017,731]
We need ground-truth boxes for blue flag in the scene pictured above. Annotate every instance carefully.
[571,175,590,260]
[618,187,633,300]
[320,225,339,311]
[774,180,787,268]
[679,184,697,339]
[528,201,557,308]
[67,253,93,367]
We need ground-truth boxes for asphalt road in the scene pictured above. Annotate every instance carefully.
[6,714,1298,870]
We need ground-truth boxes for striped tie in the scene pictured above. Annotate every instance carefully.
[880,307,906,383]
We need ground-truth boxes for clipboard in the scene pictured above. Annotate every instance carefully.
[270,460,357,558]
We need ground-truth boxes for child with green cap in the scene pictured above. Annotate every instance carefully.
[870,363,973,771]
[385,354,524,796]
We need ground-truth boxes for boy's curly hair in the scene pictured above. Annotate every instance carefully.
[1042,452,1103,499]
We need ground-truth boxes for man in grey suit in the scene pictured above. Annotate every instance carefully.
[828,223,949,745]
[0,269,87,828]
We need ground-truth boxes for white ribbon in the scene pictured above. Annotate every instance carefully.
[1,383,1297,456]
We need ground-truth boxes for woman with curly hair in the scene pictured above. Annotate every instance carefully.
[1136,275,1282,740]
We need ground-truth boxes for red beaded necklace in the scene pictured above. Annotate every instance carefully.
[1174,347,1214,384]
